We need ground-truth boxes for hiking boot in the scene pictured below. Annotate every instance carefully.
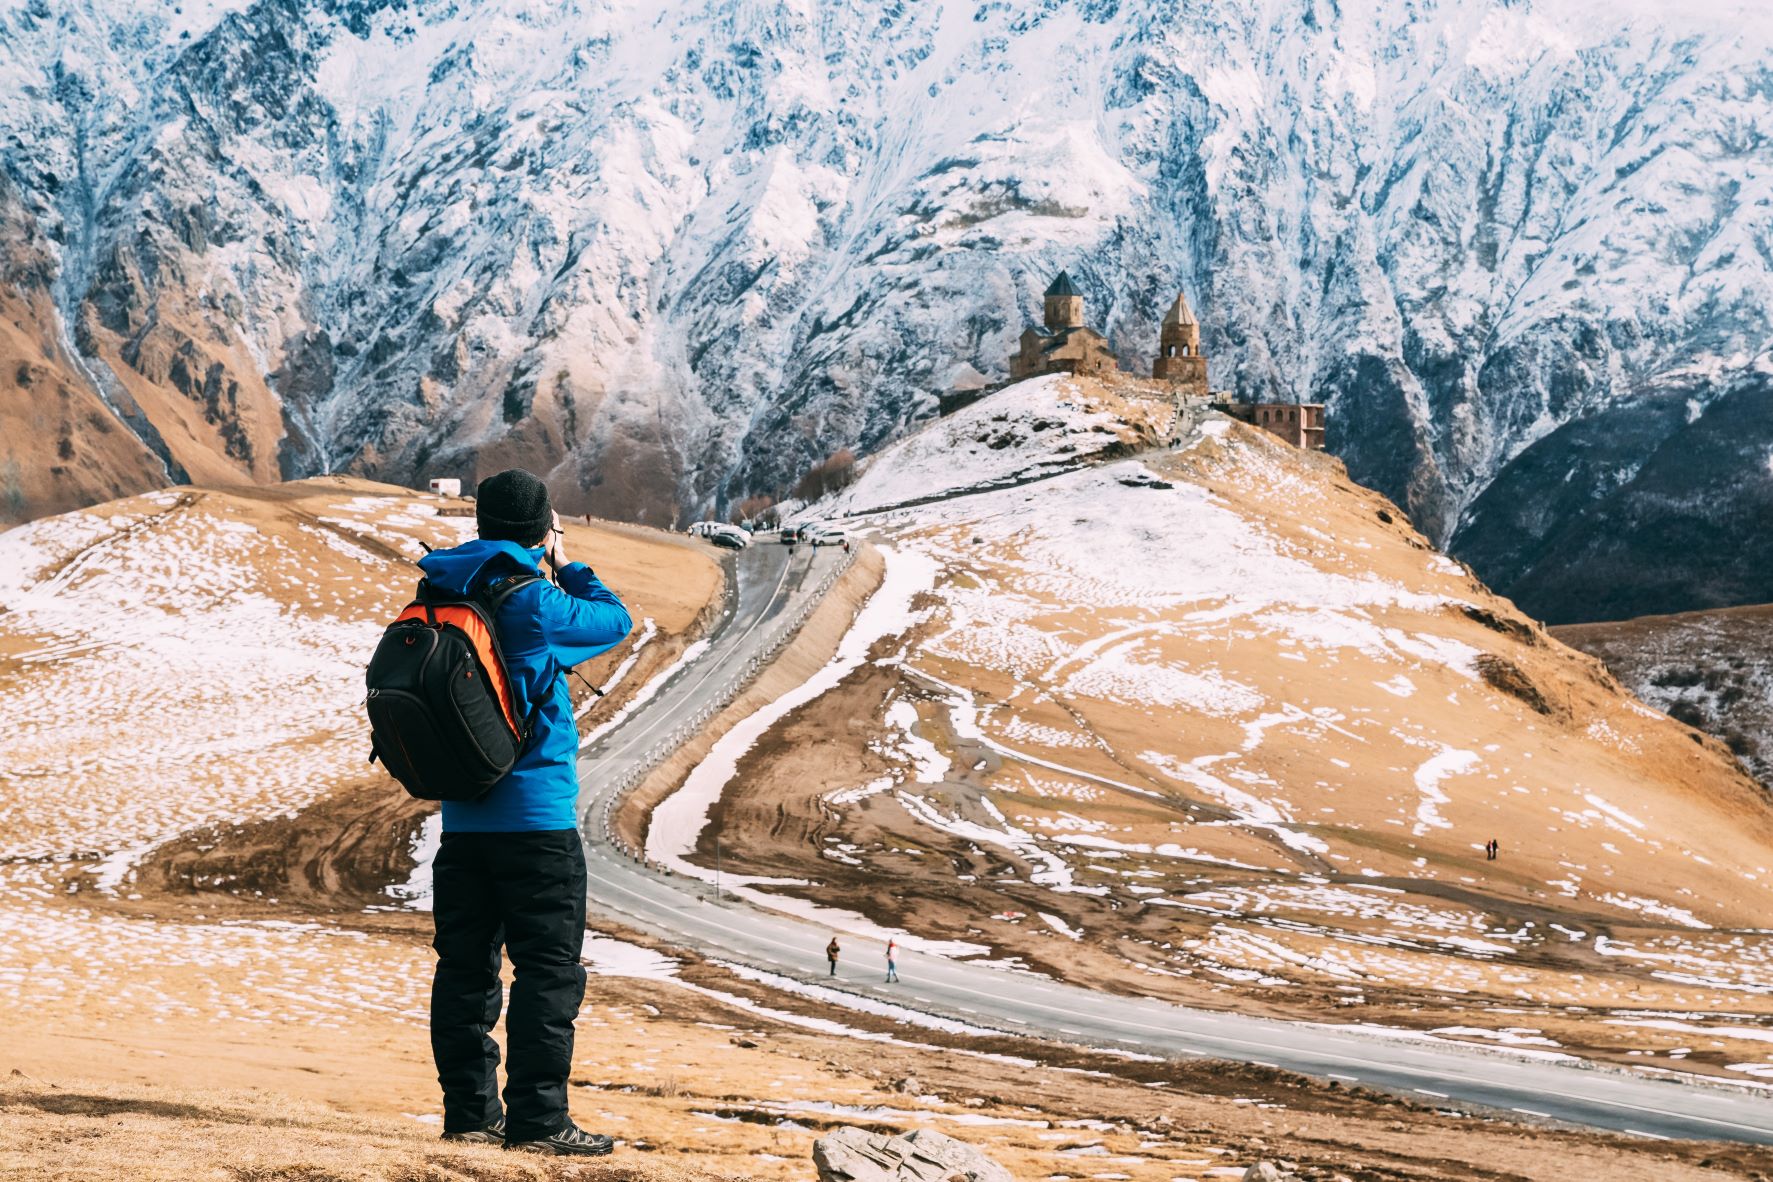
[441,1115,505,1144]
[505,1122,615,1156]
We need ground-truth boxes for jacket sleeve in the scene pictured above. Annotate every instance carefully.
[537,562,632,666]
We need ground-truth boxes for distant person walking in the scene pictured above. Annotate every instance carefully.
[420,470,631,1156]
[826,937,841,977]
[885,939,899,984]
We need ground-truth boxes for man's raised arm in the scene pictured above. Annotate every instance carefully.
[540,562,632,666]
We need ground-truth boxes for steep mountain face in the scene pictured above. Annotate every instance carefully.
[1556,603,1773,792]
[0,169,170,518]
[3,0,1771,616]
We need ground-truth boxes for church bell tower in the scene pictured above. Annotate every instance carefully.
[1151,291,1208,396]
[1043,271,1084,331]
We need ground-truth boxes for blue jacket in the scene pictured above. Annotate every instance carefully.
[416,539,631,832]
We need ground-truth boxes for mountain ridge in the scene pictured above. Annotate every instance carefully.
[4,0,1772,619]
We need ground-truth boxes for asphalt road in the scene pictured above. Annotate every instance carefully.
[575,541,1773,1146]
[577,539,823,805]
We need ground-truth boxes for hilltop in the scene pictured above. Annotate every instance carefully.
[650,372,1773,1082]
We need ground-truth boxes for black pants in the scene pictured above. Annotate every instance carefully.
[431,829,587,1140]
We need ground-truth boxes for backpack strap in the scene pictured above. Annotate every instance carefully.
[477,574,548,739]
[412,576,440,624]
[479,572,540,616]
[483,574,609,705]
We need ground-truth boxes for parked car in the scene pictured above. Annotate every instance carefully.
[806,526,847,546]
[779,524,803,545]
[709,530,745,550]
[688,520,749,545]
[709,524,749,548]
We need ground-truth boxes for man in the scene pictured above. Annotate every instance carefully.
[421,469,631,1155]
[826,936,840,977]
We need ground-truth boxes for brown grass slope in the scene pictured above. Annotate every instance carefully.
[11,951,1773,1182]
[4,472,1772,1181]
[5,474,719,914]
[678,376,1773,1079]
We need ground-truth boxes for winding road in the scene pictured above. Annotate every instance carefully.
[575,541,1773,1147]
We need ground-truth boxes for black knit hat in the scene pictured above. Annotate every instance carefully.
[476,468,553,545]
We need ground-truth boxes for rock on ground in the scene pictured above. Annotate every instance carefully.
[813,1126,1013,1182]
[1243,1163,1301,1182]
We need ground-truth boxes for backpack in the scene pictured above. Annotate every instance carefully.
[365,573,542,801]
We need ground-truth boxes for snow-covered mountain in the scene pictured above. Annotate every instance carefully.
[3,0,1771,620]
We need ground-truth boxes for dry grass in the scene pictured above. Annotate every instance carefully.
[8,955,1770,1182]
[4,462,1772,1182]
[0,1072,738,1182]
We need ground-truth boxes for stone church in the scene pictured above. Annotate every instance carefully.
[1009,271,1210,399]
[1001,270,1327,450]
[1008,272,1120,381]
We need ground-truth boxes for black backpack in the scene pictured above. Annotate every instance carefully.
[365,574,542,801]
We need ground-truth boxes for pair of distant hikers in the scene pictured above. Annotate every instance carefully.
[824,936,900,983]
[388,470,632,1155]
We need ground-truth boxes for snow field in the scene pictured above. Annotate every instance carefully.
[0,492,424,886]
[824,377,1164,516]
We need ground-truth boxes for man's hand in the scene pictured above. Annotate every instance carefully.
[543,511,569,570]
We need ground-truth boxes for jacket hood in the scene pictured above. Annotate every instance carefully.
[417,538,543,596]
